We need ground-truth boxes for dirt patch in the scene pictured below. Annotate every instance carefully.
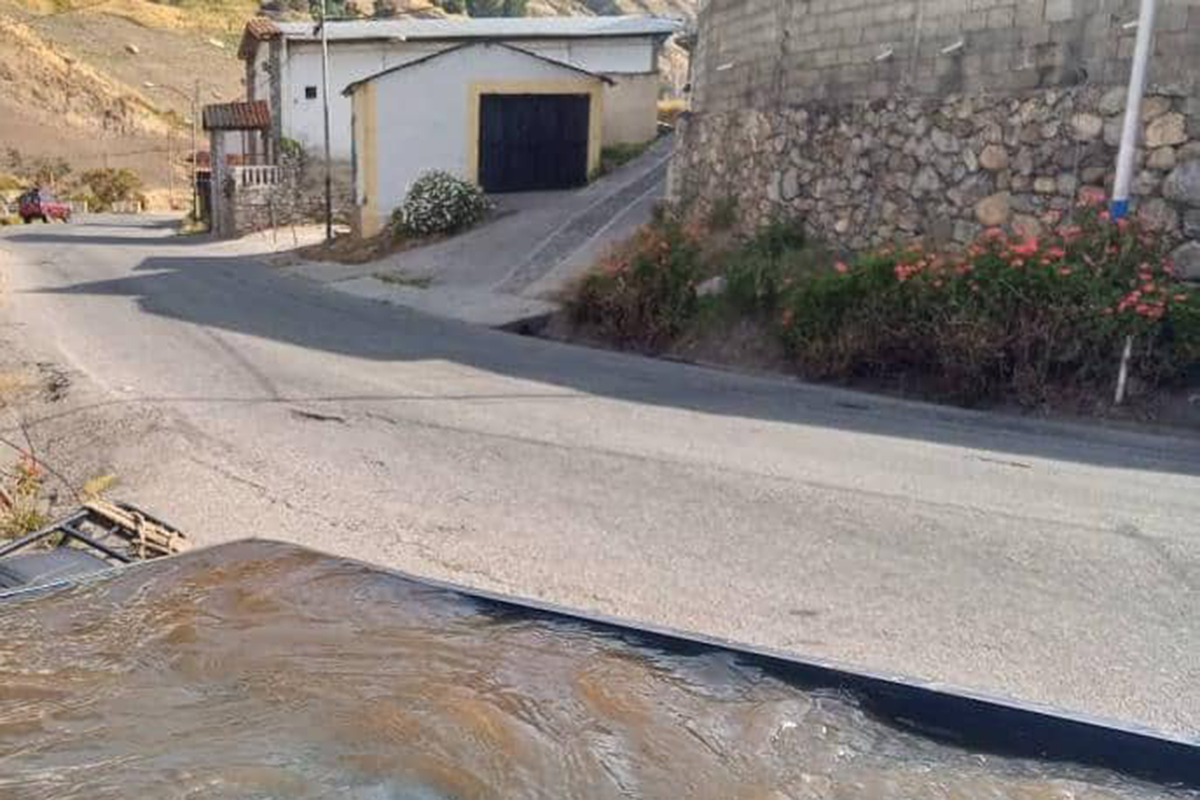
[669,314,789,375]
[289,230,440,267]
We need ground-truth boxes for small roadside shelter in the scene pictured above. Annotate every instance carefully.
[202,100,274,236]
[344,41,612,238]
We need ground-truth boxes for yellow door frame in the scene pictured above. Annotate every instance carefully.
[466,79,604,186]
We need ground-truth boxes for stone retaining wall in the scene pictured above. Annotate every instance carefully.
[222,158,353,237]
[670,84,1200,276]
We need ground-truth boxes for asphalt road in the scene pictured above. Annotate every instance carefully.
[2,216,1199,738]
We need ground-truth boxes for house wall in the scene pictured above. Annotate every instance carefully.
[355,44,604,237]
[672,0,1200,265]
[603,72,660,146]
[253,34,660,158]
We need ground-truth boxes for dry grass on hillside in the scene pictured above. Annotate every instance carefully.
[5,0,257,33]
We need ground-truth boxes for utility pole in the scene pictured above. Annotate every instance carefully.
[167,126,175,208]
[192,79,200,222]
[319,0,334,243]
[145,80,202,221]
[1110,0,1158,220]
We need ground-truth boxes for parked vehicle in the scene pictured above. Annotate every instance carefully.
[17,188,71,224]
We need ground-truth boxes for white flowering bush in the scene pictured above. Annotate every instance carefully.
[393,170,490,237]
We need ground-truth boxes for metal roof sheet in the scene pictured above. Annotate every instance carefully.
[269,15,682,44]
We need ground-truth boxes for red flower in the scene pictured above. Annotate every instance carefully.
[1044,247,1066,260]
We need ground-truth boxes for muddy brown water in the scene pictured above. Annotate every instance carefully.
[0,541,1191,799]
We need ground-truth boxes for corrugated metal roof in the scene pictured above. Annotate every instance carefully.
[202,100,272,131]
[343,41,612,95]
[270,15,682,44]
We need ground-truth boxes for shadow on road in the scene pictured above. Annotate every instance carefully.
[22,243,1200,478]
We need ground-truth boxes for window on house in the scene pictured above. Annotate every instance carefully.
[305,86,318,100]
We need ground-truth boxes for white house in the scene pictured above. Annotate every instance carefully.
[345,41,612,237]
[238,15,682,160]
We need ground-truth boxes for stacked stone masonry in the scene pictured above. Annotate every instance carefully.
[672,0,1200,278]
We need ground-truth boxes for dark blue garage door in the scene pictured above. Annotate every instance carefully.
[478,93,590,193]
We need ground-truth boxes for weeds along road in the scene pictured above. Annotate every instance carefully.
[3,215,1199,736]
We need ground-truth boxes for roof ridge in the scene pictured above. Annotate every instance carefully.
[342,40,613,96]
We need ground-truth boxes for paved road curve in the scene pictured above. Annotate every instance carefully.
[3,217,1199,737]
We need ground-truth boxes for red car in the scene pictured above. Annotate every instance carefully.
[18,188,72,223]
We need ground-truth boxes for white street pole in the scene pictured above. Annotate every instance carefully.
[319,0,334,243]
[1110,0,1158,220]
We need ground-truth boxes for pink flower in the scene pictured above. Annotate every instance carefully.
[1011,237,1040,257]
[1174,293,1189,302]
[835,261,849,274]
[1058,267,1073,276]
[1044,247,1066,260]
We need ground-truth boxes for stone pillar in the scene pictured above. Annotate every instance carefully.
[209,131,231,238]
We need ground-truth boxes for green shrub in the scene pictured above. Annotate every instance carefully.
[724,218,826,316]
[78,168,143,212]
[570,216,703,351]
[599,142,651,174]
[392,170,490,237]
[777,208,1198,405]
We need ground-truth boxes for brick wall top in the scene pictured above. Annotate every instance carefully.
[691,0,1200,114]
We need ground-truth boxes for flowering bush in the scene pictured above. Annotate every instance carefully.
[778,208,1199,405]
[393,171,490,237]
[567,205,1198,410]
[569,216,703,351]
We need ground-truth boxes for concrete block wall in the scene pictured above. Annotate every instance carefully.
[692,0,1200,113]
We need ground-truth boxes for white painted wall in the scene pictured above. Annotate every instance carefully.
[250,46,272,103]
[283,40,444,157]
[363,44,602,229]
[263,35,658,158]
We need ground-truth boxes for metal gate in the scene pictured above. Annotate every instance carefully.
[195,170,212,224]
[478,94,590,193]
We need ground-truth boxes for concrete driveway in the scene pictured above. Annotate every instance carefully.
[282,137,672,326]
[2,216,1199,738]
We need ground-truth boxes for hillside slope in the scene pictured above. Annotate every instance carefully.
[0,0,247,201]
